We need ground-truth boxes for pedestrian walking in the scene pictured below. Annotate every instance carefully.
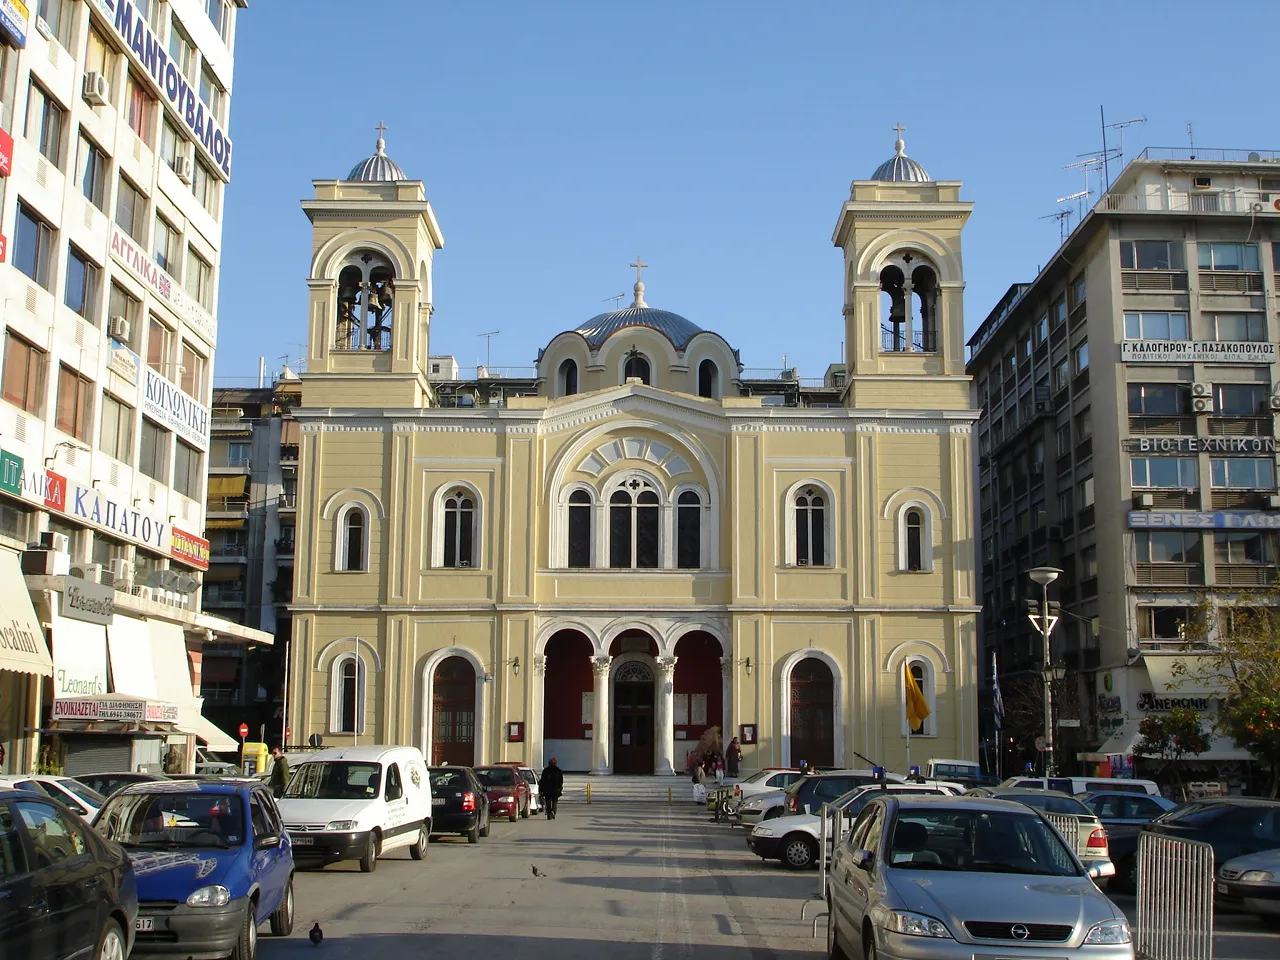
[726,738,742,778]
[714,757,725,784]
[268,746,290,798]
[539,757,564,819]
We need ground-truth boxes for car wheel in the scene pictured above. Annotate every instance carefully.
[862,928,877,960]
[270,878,294,936]
[359,832,380,873]
[479,814,490,838]
[782,834,817,870]
[1117,854,1137,894]
[826,899,850,960]
[230,903,257,960]
[520,799,529,819]
[409,823,429,860]
[467,821,480,844]
[96,919,127,960]
[763,807,783,821]
[509,808,518,823]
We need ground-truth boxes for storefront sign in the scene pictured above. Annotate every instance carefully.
[89,0,232,178]
[0,0,28,48]
[146,702,177,723]
[108,341,140,385]
[62,577,115,626]
[1137,691,1213,712]
[109,228,216,346]
[1121,341,1276,364]
[0,450,20,497]
[70,485,167,553]
[0,125,12,176]
[1124,436,1275,454]
[1096,694,1122,714]
[41,470,65,511]
[170,528,210,571]
[1130,511,1280,530]
[53,698,144,722]
[143,368,210,451]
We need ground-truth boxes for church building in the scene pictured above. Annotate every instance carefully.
[285,130,981,775]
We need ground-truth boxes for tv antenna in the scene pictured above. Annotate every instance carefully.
[1097,108,1146,188]
[1039,209,1074,243]
[477,330,500,369]
[602,292,626,310]
[1062,157,1102,219]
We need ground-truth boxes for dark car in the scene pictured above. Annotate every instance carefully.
[73,772,171,799]
[0,788,137,960]
[95,780,295,959]
[781,771,903,817]
[1141,797,1280,873]
[472,766,531,822]
[1075,791,1178,893]
[427,767,491,843]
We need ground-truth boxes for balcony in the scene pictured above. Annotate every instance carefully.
[210,543,249,562]
[1208,417,1272,437]
[210,455,251,473]
[1103,187,1271,215]
[278,493,297,512]
[1199,271,1264,294]
[1120,270,1188,293]
[274,537,295,559]
[280,444,299,465]
[207,496,250,517]
[203,588,246,607]
[1129,415,1194,437]
[1216,564,1279,587]
[1135,562,1204,586]
[1211,490,1272,510]
[880,326,938,353]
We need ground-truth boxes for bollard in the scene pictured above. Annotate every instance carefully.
[668,787,672,805]
[586,782,592,804]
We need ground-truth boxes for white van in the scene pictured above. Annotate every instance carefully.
[1000,775,1163,797]
[277,745,433,872]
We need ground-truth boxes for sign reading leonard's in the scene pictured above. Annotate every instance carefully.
[61,576,115,626]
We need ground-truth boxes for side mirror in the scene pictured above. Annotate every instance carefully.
[256,835,282,850]
[851,849,875,872]
[1087,861,1115,880]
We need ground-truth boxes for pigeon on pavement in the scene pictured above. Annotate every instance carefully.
[531,864,546,878]
[310,922,323,946]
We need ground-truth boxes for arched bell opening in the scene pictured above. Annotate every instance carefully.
[335,253,397,352]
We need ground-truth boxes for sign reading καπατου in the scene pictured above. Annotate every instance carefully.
[143,368,210,451]
[1121,341,1277,364]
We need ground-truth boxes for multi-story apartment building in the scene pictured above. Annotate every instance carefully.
[200,373,299,743]
[0,1,269,777]
[968,147,1280,787]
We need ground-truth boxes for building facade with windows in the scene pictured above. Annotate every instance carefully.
[287,133,981,775]
[967,148,1280,787]
[0,1,266,777]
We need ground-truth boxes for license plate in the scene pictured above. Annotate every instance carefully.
[135,918,153,932]
[432,797,446,806]
[290,835,314,846]
[1218,881,1228,893]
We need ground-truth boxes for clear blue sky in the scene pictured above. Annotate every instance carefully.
[214,1,1276,385]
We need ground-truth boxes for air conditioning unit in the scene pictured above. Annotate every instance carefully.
[82,72,109,107]
[1193,396,1213,413]
[109,557,134,590]
[70,562,103,582]
[108,316,130,342]
[174,156,193,184]
[1133,492,1155,509]
[1269,395,1280,411]
[131,585,155,602]
[1192,176,1213,189]
[1191,382,1212,397]
[40,531,69,553]
[1269,495,1280,510]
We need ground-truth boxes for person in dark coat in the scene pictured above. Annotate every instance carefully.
[269,746,290,798]
[725,738,743,778]
[539,757,565,819]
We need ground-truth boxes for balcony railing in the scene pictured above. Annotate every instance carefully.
[1199,271,1264,294]
[1216,564,1278,587]
[1135,562,1204,586]
[1208,416,1272,437]
[211,543,249,559]
[207,497,249,515]
[278,493,297,510]
[204,589,246,606]
[1103,189,1269,214]
[1129,415,1195,437]
[1120,270,1189,292]
[213,455,251,470]
[881,326,938,353]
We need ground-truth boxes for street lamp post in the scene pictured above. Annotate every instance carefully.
[1027,566,1063,777]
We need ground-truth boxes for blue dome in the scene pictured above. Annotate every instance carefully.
[575,305,703,350]
[346,136,407,182]
[871,136,930,182]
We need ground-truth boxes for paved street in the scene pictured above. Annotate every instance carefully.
[253,798,1280,960]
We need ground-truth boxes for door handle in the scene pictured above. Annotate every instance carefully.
[84,878,101,889]
[29,898,48,914]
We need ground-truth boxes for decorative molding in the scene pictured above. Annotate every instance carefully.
[882,639,954,675]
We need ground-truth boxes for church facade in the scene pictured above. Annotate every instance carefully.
[286,133,981,775]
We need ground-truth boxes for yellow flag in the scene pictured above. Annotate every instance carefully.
[905,662,931,731]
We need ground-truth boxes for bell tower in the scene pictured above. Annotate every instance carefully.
[300,126,445,408]
[832,125,972,411]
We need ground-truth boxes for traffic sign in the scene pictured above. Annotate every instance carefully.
[238,723,249,740]
[1057,719,1081,728]
[1034,735,1051,752]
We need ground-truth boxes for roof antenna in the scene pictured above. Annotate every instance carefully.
[1187,122,1195,158]
[477,330,500,370]
[1039,209,1073,243]
[602,292,626,310]
[1099,113,1145,188]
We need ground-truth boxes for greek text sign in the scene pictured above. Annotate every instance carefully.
[1124,436,1275,454]
[170,528,210,571]
[71,485,167,552]
[90,0,232,178]
[143,368,210,451]
[1121,341,1277,364]
[53,698,143,722]
[1129,510,1280,530]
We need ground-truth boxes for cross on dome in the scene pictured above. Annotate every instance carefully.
[375,120,388,155]
[893,121,906,156]
[630,255,649,308]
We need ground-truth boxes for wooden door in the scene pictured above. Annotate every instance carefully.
[613,661,655,774]
[790,658,834,768]
[432,656,476,766]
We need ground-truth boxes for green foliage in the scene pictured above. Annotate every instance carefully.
[1135,708,1208,795]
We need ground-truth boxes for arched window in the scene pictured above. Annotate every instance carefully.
[337,505,368,572]
[794,488,827,566]
[906,509,924,571]
[443,489,476,567]
[697,359,719,399]
[568,489,592,567]
[559,358,578,397]
[677,490,701,569]
[609,480,659,568]
[624,353,651,385]
[330,652,366,734]
[905,658,936,737]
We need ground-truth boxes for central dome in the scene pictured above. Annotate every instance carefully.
[575,305,703,350]
[871,130,931,183]
[346,134,407,182]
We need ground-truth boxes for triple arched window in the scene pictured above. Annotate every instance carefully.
[559,480,705,569]
[610,483,660,568]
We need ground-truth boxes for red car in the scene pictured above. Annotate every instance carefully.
[472,766,531,822]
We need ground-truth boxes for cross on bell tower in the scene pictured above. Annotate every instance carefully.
[630,256,648,308]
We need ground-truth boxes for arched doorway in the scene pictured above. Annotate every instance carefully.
[431,656,476,765]
[543,630,594,772]
[790,658,834,768]
[613,660,655,774]
[673,632,723,772]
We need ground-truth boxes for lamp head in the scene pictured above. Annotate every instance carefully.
[1027,566,1063,587]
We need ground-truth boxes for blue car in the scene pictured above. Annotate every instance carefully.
[94,780,294,960]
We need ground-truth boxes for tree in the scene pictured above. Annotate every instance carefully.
[1177,590,1280,797]
[1134,708,1209,798]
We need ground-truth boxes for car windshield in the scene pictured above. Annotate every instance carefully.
[56,780,105,806]
[932,763,980,779]
[96,791,245,848]
[1004,793,1091,816]
[283,762,382,800]
[839,788,945,818]
[519,770,536,784]
[429,770,469,790]
[887,809,1079,877]
[474,768,517,787]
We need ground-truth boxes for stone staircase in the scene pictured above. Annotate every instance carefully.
[562,773,732,804]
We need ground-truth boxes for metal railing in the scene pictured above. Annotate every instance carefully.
[1102,189,1269,214]
[204,589,245,606]
[1136,146,1280,163]
[1199,270,1265,293]
[881,326,938,353]
[1135,563,1204,586]
[1136,832,1214,960]
[278,493,297,509]
[1043,812,1086,857]
[207,497,249,515]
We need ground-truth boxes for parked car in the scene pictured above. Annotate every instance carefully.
[93,779,293,958]
[1141,797,1280,872]
[964,787,1111,871]
[0,787,138,960]
[496,763,541,814]
[73,772,171,799]
[737,789,790,828]
[278,745,433,872]
[195,749,243,777]
[1001,775,1162,797]
[472,766,531,822]
[826,794,1127,960]
[781,770,907,817]
[1217,848,1280,925]
[717,768,802,815]
[1074,791,1177,893]
[0,774,107,822]
[748,781,960,869]
[427,766,491,843]
[924,758,985,787]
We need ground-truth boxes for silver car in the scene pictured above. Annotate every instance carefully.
[1217,848,1280,923]
[826,795,1131,960]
